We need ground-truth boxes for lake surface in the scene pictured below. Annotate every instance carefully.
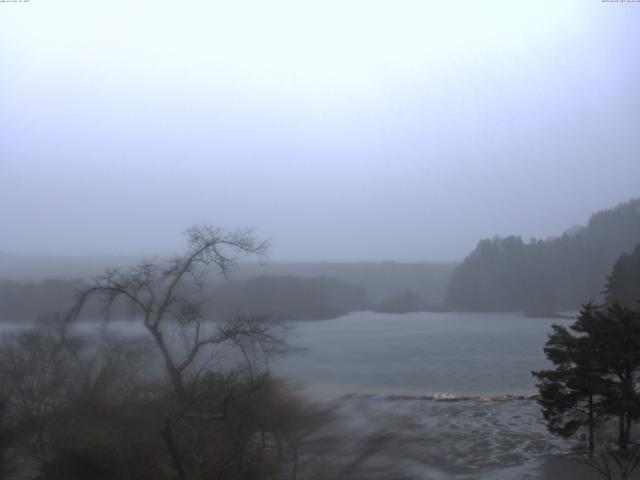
[269,311,595,480]
[273,311,570,397]
[0,310,569,398]
[1,311,596,479]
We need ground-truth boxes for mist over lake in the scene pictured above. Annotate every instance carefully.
[3,1,640,478]
[275,311,568,397]
[0,311,567,397]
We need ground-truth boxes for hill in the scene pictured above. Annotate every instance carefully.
[0,254,455,307]
[0,275,371,322]
[446,198,640,311]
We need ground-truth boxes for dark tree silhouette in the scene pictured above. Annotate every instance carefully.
[604,244,640,310]
[533,303,606,452]
[534,302,640,451]
[67,225,295,480]
[69,225,273,401]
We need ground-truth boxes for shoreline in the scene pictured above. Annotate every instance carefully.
[321,393,603,480]
[340,391,539,402]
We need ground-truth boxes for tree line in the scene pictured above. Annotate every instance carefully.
[0,226,398,480]
[0,275,369,322]
[447,198,640,311]
[534,244,640,478]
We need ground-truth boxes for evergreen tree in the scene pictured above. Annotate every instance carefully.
[447,198,640,311]
[590,303,640,449]
[604,244,640,310]
[534,303,640,450]
[533,303,606,452]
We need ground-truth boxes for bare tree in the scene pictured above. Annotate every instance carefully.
[66,225,293,479]
[0,319,161,480]
[68,226,270,399]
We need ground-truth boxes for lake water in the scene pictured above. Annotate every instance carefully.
[0,310,568,398]
[2,311,598,479]
[273,311,570,397]
[270,311,599,480]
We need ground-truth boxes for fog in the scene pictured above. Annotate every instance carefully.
[5,4,640,479]
[2,1,639,261]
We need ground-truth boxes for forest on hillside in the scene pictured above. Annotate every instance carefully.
[446,199,640,311]
[0,275,371,322]
[0,259,455,321]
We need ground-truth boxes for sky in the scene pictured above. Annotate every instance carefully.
[1,0,639,262]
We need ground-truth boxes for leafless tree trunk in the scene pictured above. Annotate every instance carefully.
[64,225,292,479]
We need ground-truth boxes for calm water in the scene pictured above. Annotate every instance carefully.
[273,311,570,397]
[0,311,569,398]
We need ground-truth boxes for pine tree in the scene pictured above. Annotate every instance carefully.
[534,303,640,450]
[604,244,640,310]
[589,303,640,449]
[533,303,606,452]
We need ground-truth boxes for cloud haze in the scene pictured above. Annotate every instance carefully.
[1,0,639,261]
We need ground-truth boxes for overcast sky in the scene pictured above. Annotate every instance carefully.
[1,0,639,261]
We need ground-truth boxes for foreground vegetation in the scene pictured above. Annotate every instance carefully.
[0,226,397,480]
[534,244,640,479]
[1,218,639,479]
